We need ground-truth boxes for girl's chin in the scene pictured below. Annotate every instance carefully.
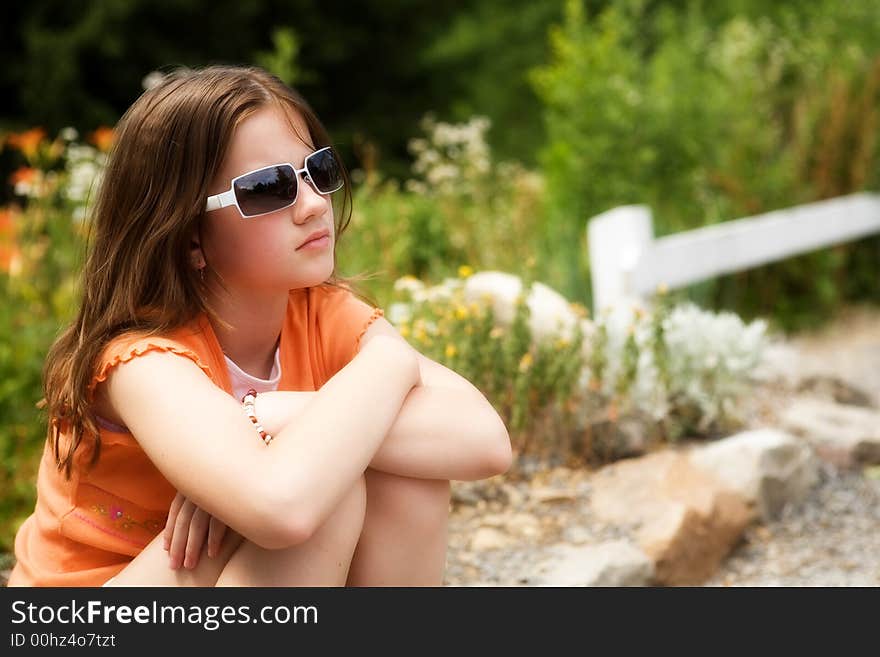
[294,263,335,288]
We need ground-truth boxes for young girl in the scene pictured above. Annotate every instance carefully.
[8,64,511,587]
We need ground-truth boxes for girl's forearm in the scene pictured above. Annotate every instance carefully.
[369,385,511,480]
[257,336,420,537]
[258,384,511,482]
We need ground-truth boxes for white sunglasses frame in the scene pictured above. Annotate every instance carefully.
[204,146,343,219]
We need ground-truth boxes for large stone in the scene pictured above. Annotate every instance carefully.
[463,271,580,343]
[590,451,752,586]
[637,491,750,586]
[688,429,820,521]
[779,398,880,468]
[537,540,654,587]
[469,527,512,551]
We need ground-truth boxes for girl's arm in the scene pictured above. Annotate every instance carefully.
[106,334,419,550]
[255,317,512,481]
[364,316,512,479]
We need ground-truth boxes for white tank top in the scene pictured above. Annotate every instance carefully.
[224,346,282,402]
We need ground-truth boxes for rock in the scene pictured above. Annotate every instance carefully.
[562,526,594,545]
[779,398,880,468]
[688,429,820,521]
[537,540,654,587]
[531,487,578,503]
[590,451,752,585]
[638,493,751,586]
[796,375,874,407]
[470,527,512,551]
[463,271,580,343]
[589,414,655,461]
[451,484,483,506]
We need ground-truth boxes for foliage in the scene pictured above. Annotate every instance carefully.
[388,270,587,462]
[336,115,548,306]
[531,0,880,329]
[595,292,770,441]
[0,127,101,550]
[388,272,768,468]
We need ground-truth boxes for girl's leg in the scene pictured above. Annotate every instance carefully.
[345,468,450,587]
[107,477,366,587]
[105,531,244,587]
[216,475,366,586]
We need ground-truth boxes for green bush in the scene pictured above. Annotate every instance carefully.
[0,127,96,550]
[337,115,550,305]
[531,0,880,330]
[388,270,587,463]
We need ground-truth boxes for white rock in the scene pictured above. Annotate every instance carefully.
[463,270,579,343]
[537,541,654,587]
[779,398,880,468]
[470,527,512,551]
[689,428,820,521]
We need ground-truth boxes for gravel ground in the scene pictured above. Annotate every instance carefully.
[706,464,880,587]
[443,305,880,588]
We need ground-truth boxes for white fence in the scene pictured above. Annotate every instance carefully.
[587,192,880,314]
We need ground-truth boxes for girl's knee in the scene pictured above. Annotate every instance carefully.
[364,470,450,528]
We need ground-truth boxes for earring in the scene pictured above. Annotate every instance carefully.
[199,267,205,282]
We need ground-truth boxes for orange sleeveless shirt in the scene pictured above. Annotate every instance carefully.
[8,284,383,587]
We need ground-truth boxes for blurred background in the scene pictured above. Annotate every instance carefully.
[1,0,878,577]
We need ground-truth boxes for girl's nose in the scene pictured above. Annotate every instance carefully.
[293,173,329,222]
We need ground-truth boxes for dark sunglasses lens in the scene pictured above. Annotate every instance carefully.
[234,165,297,217]
[306,149,344,194]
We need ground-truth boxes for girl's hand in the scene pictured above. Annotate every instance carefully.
[163,491,227,569]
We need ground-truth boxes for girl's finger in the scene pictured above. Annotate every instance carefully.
[207,515,227,558]
[184,507,210,569]
[168,499,196,570]
[163,492,186,551]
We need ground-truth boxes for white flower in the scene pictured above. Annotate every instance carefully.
[393,276,425,294]
[142,71,166,90]
[59,127,79,142]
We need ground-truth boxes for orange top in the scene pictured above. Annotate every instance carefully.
[8,284,384,587]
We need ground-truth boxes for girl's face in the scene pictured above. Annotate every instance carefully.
[198,106,336,296]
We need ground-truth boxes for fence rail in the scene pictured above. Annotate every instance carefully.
[587,192,880,314]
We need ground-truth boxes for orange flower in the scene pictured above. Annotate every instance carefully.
[10,167,37,186]
[0,207,14,234]
[89,126,115,152]
[0,206,21,275]
[6,128,47,159]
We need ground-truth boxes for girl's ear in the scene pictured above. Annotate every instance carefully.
[189,230,206,270]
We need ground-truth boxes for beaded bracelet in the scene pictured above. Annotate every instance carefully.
[241,388,273,445]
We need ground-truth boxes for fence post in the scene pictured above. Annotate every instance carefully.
[587,204,654,316]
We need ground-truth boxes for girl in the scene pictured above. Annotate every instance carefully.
[8,65,511,587]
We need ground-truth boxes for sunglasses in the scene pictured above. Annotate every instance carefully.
[204,146,344,219]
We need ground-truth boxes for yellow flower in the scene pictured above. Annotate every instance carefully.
[445,344,457,358]
[518,352,533,372]
[454,305,469,320]
[489,327,504,339]
[399,325,411,338]
[555,338,570,350]
[458,265,474,278]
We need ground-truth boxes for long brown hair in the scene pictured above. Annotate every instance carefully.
[44,64,372,478]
